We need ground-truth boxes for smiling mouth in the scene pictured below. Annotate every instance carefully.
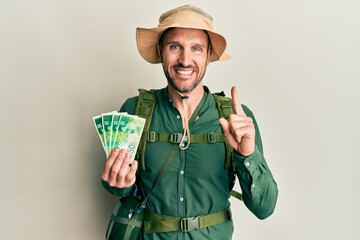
[176,69,193,75]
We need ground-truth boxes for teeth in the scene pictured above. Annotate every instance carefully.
[177,70,192,75]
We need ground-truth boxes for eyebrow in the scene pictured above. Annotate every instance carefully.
[165,41,207,48]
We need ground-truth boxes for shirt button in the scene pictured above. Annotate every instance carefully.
[245,162,251,167]
[180,197,184,202]
[176,115,181,119]
[251,184,256,188]
[180,171,184,175]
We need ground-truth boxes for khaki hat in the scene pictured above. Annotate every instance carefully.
[136,4,230,64]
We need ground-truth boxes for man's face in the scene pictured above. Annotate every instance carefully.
[160,28,211,94]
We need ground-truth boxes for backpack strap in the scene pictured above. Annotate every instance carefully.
[213,92,243,201]
[146,132,226,144]
[212,91,234,170]
[134,89,157,171]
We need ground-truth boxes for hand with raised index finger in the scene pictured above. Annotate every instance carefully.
[219,86,256,157]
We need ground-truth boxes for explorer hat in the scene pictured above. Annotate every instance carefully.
[136,4,230,64]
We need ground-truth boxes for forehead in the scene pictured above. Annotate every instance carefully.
[161,28,209,45]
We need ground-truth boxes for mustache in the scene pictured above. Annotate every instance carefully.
[173,64,195,69]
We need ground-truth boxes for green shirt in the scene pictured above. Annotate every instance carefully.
[102,87,278,240]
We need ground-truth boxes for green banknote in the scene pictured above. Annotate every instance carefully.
[102,112,115,157]
[93,111,145,160]
[115,114,146,162]
[92,115,107,153]
[110,113,123,150]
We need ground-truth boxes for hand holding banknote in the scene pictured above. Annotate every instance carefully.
[93,111,145,160]
[93,111,146,188]
[101,148,138,188]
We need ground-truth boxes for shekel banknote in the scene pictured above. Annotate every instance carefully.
[102,112,116,157]
[93,111,145,161]
[110,113,122,150]
[92,115,107,153]
[115,114,146,162]
[110,112,129,150]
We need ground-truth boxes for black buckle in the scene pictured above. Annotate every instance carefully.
[180,217,199,232]
[147,131,156,142]
[207,133,216,143]
[170,133,182,143]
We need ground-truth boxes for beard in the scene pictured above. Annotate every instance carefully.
[163,64,205,94]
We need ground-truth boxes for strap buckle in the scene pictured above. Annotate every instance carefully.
[207,133,216,143]
[170,133,183,143]
[180,216,199,232]
[147,131,156,142]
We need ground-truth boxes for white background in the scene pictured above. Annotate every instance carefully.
[1,0,359,239]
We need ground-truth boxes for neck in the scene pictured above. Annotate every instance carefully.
[168,84,204,120]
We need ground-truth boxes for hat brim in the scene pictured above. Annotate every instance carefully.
[136,27,229,64]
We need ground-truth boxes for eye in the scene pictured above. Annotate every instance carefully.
[169,44,180,50]
[193,47,202,52]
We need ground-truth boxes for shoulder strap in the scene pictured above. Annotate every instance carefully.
[213,91,243,201]
[213,91,234,120]
[212,91,233,170]
[134,89,157,171]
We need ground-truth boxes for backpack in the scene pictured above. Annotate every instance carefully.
[134,89,243,201]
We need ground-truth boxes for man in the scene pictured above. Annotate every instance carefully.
[101,4,278,239]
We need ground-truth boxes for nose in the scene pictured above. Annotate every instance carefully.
[178,48,191,67]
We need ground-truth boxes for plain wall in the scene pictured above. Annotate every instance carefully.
[1,0,359,239]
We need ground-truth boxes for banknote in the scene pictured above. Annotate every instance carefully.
[93,111,145,161]
[92,115,107,153]
[102,112,116,157]
[115,114,146,162]
[110,113,122,150]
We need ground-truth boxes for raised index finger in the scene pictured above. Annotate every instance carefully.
[231,86,246,116]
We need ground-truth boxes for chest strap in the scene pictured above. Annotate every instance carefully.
[146,131,226,144]
[143,208,231,233]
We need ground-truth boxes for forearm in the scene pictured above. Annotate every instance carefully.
[233,147,278,219]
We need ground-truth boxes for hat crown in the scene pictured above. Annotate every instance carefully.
[158,5,213,31]
[136,4,229,64]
